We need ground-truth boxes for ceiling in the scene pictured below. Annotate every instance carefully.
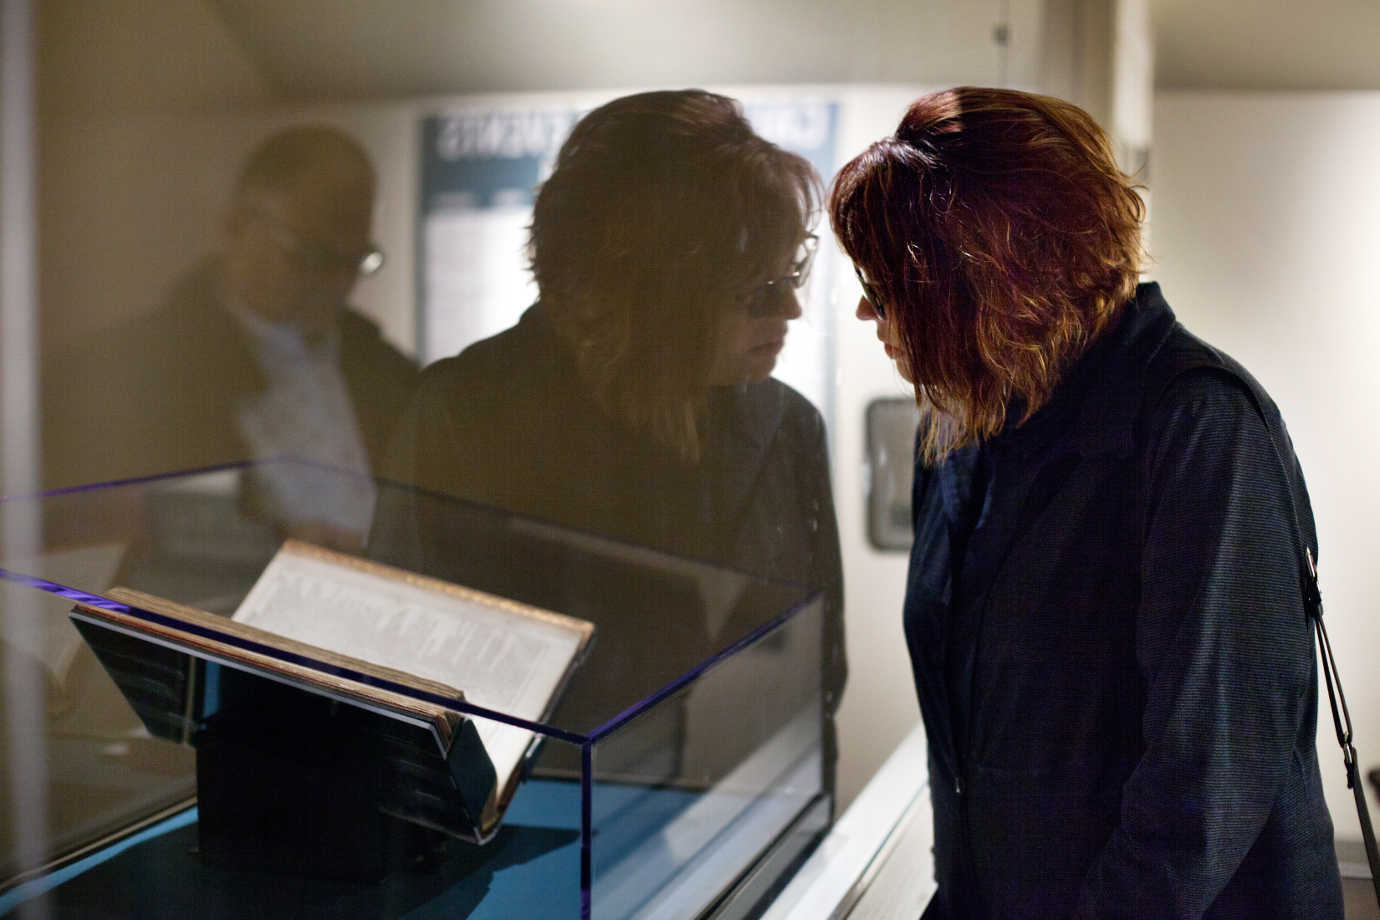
[66,0,1372,110]
[204,0,1380,98]
[205,0,1005,102]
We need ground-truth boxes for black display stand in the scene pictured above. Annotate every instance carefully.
[194,690,445,881]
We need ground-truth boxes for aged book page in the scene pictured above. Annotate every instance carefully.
[231,540,592,788]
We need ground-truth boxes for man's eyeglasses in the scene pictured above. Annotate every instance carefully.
[253,209,385,278]
[855,265,886,319]
[744,234,818,317]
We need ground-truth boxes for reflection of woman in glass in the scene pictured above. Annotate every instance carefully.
[831,87,1341,918]
[376,90,843,784]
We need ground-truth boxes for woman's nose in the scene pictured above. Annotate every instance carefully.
[856,294,878,321]
[781,288,803,320]
[753,284,803,319]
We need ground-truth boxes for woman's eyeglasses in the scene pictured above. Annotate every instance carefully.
[854,265,886,319]
[744,234,818,317]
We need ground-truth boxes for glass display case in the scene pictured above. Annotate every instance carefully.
[0,460,832,918]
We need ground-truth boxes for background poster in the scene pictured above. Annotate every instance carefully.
[417,97,839,423]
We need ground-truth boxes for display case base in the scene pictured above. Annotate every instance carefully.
[195,710,440,882]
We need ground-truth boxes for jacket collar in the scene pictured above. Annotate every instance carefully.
[1003,281,1179,461]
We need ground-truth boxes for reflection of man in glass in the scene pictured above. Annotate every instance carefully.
[377,90,845,791]
[222,126,386,341]
[45,125,418,548]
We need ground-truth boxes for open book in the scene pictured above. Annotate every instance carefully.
[68,539,594,843]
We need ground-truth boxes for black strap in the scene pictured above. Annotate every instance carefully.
[1304,549,1380,902]
[1143,338,1380,902]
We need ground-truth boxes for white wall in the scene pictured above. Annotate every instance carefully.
[1151,91,1380,841]
[36,0,277,345]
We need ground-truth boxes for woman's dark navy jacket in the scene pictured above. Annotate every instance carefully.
[907,283,1343,918]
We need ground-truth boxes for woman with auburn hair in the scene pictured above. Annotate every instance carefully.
[832,87,1341,918]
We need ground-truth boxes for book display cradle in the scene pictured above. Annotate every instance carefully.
[0,459,832,919]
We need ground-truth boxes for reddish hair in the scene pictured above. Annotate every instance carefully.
[830,87,1145,462]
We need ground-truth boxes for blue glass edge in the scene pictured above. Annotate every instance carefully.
[585,588,822,744]
[2,456,818,751]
